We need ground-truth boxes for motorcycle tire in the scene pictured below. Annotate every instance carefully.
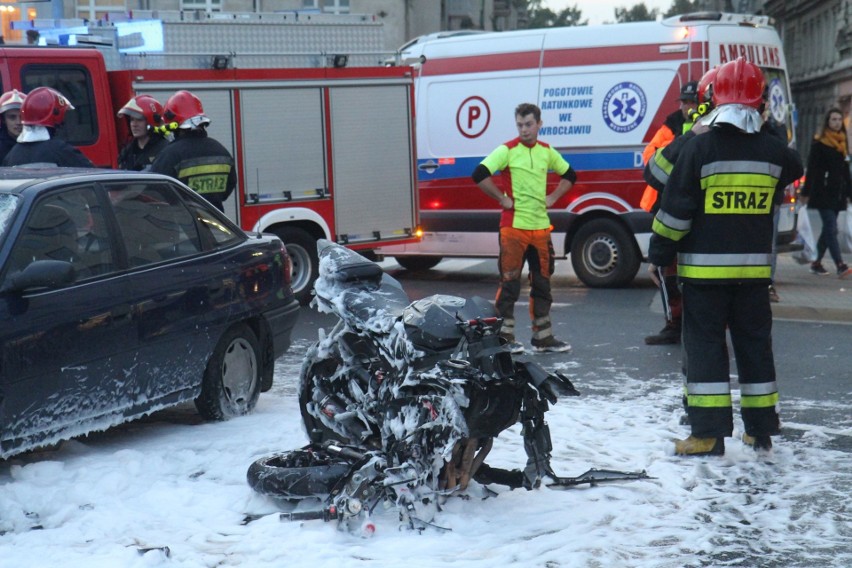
[247,448,352,499]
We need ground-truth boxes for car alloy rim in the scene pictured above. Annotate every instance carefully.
[221,337,258,409]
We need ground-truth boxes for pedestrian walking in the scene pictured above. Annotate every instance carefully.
[2,87,93,168]
[648,58,803,456]
[150,90,235,212]
[472,102,577,354]
[0,89,25,163]
[117,94,168,171]
[800,107,852,278]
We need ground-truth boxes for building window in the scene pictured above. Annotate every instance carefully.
[302,0,350,14]
[181,0,222,12]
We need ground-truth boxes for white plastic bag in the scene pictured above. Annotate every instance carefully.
[791,206,817,264]
[839,204,852,254]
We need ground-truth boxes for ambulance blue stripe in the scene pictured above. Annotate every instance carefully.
[417,151,639,181]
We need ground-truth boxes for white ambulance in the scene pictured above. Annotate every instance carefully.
[382,12,798,287]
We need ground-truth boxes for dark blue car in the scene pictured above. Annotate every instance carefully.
[0,168,299,458]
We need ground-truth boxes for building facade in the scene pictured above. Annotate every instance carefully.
[16,0,526,55]
[762,0,852,155]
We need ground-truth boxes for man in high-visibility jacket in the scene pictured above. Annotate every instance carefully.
[639,80,697,345]
[648,58,803,457]
[472,102,577,354]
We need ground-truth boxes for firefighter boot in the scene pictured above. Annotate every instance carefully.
[742,433,773,451]
[674,436,725,457]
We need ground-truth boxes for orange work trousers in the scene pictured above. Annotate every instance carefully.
[495,226,555,323]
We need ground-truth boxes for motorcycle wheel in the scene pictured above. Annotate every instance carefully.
[247,448,352,499]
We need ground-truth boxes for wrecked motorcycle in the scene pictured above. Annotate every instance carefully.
[247,241,649,532]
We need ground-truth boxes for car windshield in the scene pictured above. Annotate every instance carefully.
[0,194,20,246]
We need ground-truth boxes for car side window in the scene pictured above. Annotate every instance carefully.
[186,200,242,248]
[108,182,203,267]
[7,186,114,279]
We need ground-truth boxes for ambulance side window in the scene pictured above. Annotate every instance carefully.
[20,64,97,146]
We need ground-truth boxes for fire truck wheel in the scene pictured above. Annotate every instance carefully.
[394,256,443,271]
[274,227,319,305]
[570,219,640,288]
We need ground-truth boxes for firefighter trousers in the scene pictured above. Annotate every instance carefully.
[681,282,780,439]
[495,227,554,336]
[661,261,682,324]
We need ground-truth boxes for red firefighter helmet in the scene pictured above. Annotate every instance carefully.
[697,66,720,105]
[0,89,26,115]
[117,94,163,130]
[162,90,210,130]
[20,87,75,127]
[712,57,765,109]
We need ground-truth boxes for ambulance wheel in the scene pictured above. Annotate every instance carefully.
[570,219,640,288]
[394,256,443,271]
[274,226,318,305]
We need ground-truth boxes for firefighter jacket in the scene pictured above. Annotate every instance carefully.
[641,109,691,165]
[2,137,93,168]
[643,130,697,212]
[0,128,17,164]
[639,109,694,211]
[648,124,803,284]
[801,139,852,211]
[118,135,168,171]
[151,129,235,209]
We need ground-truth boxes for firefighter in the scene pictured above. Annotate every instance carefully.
[642,69,718,347]
[639,80,699,345]
[117,94,168,171]
[648,58,803,456]
[150,90,235,212]
[472,102,577,354]
[0,89,25,163]
[2,87,93,168]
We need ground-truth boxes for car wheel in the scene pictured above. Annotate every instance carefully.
[394,255,443,271]
[196,323,262,420]
[570,218,640,288]
[273,226,318,305]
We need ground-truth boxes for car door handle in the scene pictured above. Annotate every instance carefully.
[111,304,132,320]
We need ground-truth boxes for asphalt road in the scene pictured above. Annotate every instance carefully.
[293,257,851,451]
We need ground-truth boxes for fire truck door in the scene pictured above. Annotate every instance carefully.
[328,84,416,244]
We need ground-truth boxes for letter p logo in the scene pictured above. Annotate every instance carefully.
[457,96,491,139]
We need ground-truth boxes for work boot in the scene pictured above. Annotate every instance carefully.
[838,263,852,279]
[742,433,773,451]
[674,436,725,457]
[531,336,571,353]
[499,334,524,355]
[644,322,681,345]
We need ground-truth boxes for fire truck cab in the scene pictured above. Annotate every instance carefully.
[382,12,798,287]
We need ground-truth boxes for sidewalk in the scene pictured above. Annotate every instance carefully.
[770,252,852,324]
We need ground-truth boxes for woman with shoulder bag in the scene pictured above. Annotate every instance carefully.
[801,108,852,278]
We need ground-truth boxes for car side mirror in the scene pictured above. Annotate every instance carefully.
[1,260,76,293]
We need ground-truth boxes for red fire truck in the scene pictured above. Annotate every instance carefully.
[0,14,419,302]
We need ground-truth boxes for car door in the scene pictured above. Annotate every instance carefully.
[0,184,137,454]
[105,180,236,404]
